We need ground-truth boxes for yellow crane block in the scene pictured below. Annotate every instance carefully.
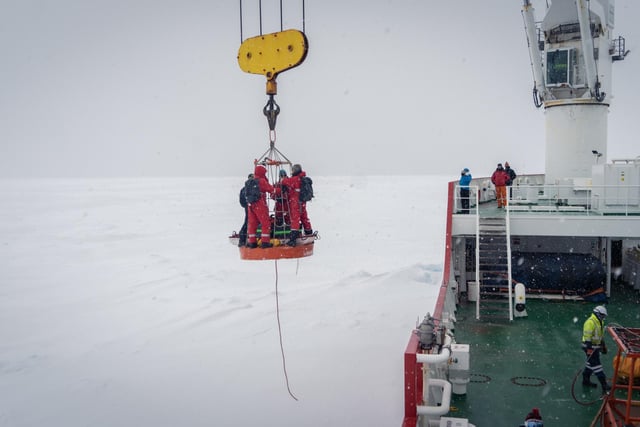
[237,29,308,95]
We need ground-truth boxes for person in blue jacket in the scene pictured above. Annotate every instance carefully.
[459,168,472,214]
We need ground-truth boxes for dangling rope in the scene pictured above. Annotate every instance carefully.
[274,259,299,401]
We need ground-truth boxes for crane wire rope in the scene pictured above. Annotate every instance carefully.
[239,0,243,43]
[239,0,306,42]
[274,259,299,401]
[586,2,606,102]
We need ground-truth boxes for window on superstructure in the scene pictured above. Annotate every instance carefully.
[546,48,574,86]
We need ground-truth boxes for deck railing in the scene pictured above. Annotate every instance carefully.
[402,182,458,426]
[454,183,640,216]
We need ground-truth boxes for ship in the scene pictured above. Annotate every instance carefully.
[401,1,640,426]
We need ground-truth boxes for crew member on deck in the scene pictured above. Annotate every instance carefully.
[491,163,510,208]
[459,168,472,214]
[505,161,517,199]
[581,305,611,394]
[520,407,543,427]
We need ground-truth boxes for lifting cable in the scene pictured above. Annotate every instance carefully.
[239,0,306,42]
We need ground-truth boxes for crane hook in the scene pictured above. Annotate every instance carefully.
[594,80,606,103]
[263,94,280,144]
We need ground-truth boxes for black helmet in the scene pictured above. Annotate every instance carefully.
[292,164,302,175]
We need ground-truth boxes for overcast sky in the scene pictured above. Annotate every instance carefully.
[1,0,638,178]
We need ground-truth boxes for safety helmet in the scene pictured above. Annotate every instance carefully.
[593,305,608,317]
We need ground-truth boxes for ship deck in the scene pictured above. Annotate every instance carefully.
[450,283,640,427]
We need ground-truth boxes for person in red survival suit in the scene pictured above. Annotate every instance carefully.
[281,163,313,247]
[297,165,313,237]
[274,169,291,229]
[246,163,275,249]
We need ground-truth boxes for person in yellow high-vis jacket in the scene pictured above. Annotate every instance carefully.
[581,305,610,393]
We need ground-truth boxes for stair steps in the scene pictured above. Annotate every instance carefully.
[477,217,512,320]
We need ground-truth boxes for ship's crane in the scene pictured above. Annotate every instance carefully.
[521,0,629,186]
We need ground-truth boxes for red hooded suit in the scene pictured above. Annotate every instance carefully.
[281,168,313,234]
[247,164,275,245]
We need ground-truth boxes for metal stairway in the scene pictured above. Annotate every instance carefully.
[477,216,513,320]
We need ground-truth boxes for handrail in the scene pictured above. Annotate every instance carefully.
[506,197,513,321]
[453,183,640,216]
[475,186,480,320]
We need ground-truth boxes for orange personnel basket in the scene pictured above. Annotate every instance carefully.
[235,237,314,260]
[229,149,317,261]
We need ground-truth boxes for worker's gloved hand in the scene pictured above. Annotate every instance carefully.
[584,341,594,356]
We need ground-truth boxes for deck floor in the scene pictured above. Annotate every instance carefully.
[450,283,640,427]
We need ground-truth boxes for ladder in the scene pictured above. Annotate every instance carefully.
[476,215,513,321]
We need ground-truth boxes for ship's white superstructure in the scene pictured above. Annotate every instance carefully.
[522,0,629,185]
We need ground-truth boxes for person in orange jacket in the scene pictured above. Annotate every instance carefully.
[246,164,275,249]
[491,163,510,208]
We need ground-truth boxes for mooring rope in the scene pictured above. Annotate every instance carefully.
[274,259,298,401]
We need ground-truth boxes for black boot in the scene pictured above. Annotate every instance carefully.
[304,229,313,236]
[582,372,598,388]
[287,230,300,247]
[261,241,273,249]
[246,242,258,249]
[598,375,611,393]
